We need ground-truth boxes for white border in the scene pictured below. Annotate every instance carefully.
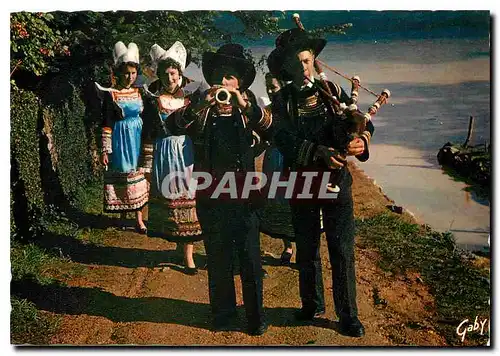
[2,1,496,354]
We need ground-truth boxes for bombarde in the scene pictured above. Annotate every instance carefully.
[215,87,232,105]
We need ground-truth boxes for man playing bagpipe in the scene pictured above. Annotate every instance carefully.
[267,27,374,337]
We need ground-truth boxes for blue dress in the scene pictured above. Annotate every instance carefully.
[99,86,149,212]
[142,90,202,241]
[110,98,143,173]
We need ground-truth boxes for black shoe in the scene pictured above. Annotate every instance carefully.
[135,225,147,235]
[248,322,268,336]
[184,267,198,275]
[262,268,269,279]
[295,307,326,321]
[338,318,365,337]
[280,251,293,266]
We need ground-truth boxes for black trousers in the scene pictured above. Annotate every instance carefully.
[290,187,358,322]
[198,202,265,328]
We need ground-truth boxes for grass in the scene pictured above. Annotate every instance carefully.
[11,178,105,345]
[11,242,63,285]
[10,242,63,345]
[71,176,104,216]
[77,227,106,245]
[10,296,61,345]
[356,213,490,346]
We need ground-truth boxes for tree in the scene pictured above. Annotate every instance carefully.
[11,10,352,89]
[10,12,70,80]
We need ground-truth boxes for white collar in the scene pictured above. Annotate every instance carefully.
[301,76,315,90]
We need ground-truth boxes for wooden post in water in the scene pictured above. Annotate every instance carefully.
[463,116,475,148]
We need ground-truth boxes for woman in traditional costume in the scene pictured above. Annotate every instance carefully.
[97,41,149,232]
[141,41,202,275]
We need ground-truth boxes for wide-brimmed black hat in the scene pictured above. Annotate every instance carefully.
[267,28,326,81]
[202,44,256,92]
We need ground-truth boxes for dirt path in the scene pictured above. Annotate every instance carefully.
[43,162,447,346]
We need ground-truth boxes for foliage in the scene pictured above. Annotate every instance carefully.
[11,296,61,345]
[10,88,45,241]
[356,214,490,346]
[437,143,491,200]
[308,23,353,37]
[228,11,285,40]
[10,88,44,210]
[49,87,92,201]
[71,176,104,216]
[10,12,70,77]
[11,10,352,89]
[41,11,281,86]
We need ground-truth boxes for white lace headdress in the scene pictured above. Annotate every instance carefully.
[113,41,140,65]
[149,41,187,73]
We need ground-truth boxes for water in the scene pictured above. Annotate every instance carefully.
[185,28,490,252]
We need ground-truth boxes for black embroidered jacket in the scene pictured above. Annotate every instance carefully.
[271,80,375,191]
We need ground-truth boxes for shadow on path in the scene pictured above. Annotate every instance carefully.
[12,278,308,331]
[36,230,206,269]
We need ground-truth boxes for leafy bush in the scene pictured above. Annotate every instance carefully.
[10,12,69,77]
[11,88,45,241]
[11,88,43,210]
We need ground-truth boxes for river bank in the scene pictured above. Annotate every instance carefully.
[358,144,490,252]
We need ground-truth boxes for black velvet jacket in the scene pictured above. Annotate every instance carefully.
[271,80,375,194]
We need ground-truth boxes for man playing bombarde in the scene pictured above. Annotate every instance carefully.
[169,43,272,336]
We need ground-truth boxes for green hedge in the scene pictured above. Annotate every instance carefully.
[11,83,96,242]
[11,88,45,241]
[11,88,44,211]
[48,86,92,201]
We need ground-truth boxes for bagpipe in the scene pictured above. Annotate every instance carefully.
[292,13,391,192]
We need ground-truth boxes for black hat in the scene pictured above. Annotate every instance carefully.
[267,28,326,81]
[202,44,256,92]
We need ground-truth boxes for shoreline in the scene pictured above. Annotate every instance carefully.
[352,143,490,252]
[351,161,420,224]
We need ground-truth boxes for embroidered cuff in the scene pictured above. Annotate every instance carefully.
[255,106,273,131]
[360,130,371,146]
[101,127,112,154]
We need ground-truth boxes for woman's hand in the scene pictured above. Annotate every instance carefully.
[101,153,109,166]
